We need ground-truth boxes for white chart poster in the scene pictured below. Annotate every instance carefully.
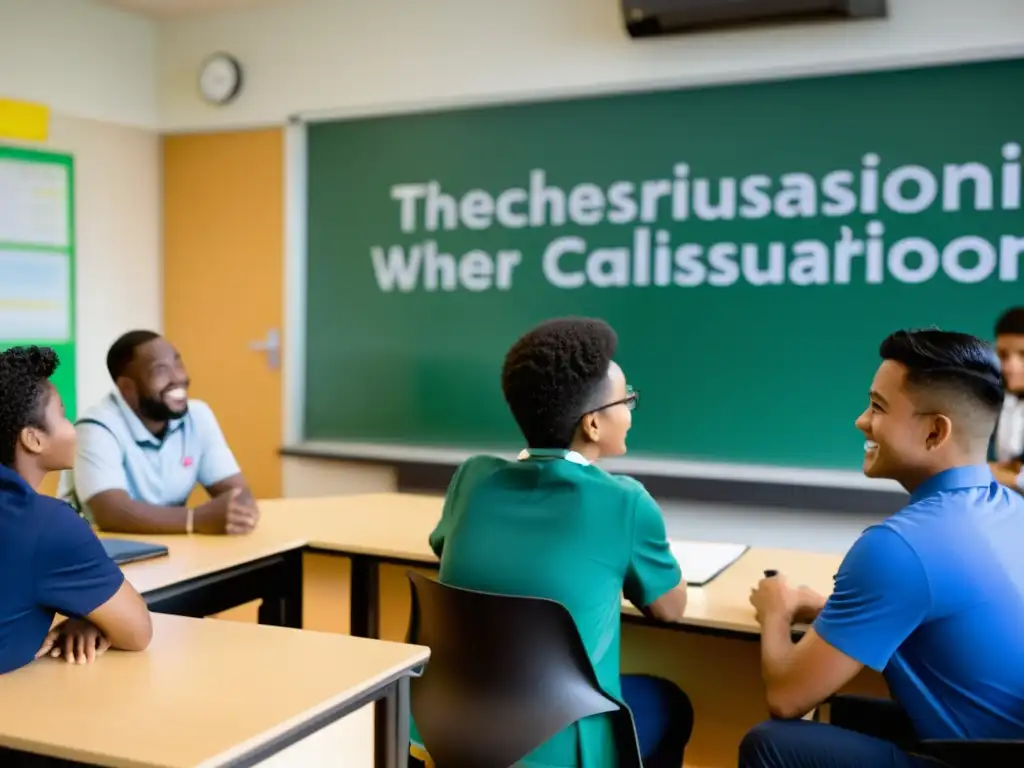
[0,250,71,342]
[0,150,73,344]
[0,157,69,248]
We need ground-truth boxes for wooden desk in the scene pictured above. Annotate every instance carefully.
[102,493,855,768]
[0,614,428,768]
[106,492,844,643]
[107,528,305,629]
[255,493,843,639]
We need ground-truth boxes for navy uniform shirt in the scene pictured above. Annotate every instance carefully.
[814,465,1024,739]
[0,464,124,675]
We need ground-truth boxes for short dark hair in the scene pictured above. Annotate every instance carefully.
[0,346,60,467]
[879,329,1003,440]
[995,307,1024,337]
[501,317,618,449]
[106,330,160,381]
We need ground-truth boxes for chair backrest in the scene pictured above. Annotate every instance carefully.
[406,570,641,768]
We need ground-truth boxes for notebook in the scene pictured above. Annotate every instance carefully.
[670,540,749,587]
[102,538,169,566]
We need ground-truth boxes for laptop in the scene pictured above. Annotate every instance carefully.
[102,538,169,566]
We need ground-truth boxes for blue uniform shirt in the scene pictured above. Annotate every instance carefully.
[60,391,240,519]
[814,465,1024,740]
[0,464,124,675]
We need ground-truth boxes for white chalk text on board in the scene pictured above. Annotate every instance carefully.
[368,145,1024,292]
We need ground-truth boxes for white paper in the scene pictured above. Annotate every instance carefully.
[670,539,748,586]
[0,158,70,248]
[0,250,71,342]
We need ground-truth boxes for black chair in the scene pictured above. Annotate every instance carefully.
[405,570,642,768]
[829,694,1024,768]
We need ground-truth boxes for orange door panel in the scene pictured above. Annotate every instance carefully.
[162,129,284,500]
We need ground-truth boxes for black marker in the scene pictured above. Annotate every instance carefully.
[763,569,778,578]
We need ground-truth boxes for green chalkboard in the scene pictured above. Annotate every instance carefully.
[0,146,77,419]
[304,58,1024,470]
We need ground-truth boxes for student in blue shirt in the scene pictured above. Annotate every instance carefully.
[740,329,1024,767]
[0,346,152,675]
[421,317,692,768]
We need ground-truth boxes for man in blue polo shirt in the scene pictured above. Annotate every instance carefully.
[59,330,258,535]
[0,346,152,675]
[740,329,1024,767]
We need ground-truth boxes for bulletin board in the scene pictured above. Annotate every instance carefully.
[0,146,76,417]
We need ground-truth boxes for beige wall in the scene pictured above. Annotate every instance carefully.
[0,0,157,127]
[158,0,1024,130]
[1,0,162,413]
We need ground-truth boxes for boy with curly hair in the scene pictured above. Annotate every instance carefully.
[422,317,692,768]
[0,346,152,675]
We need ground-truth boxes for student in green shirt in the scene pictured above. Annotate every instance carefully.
[425,317,693,768]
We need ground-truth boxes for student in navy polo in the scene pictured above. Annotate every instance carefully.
[419,317,693,768]
[742,329,1024,767]
[0,346,152,674]
[60,330,258,535]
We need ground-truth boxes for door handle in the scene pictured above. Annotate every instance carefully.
[248,328,281,369]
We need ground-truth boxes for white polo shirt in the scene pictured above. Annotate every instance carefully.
[59,391,240,519]
[994,394,1024,463]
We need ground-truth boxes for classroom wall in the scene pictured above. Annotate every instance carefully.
[157,0,1024,130]
[1,1,162,413]
[0,0,158,127]
[45,115,162,411]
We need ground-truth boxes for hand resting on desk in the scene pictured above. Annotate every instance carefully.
[36,618,110,665]
[750,574,827,626]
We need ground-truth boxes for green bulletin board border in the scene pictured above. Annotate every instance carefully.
[0,145,77,419]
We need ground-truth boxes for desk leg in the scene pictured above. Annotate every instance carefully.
[258,549,304,628]
[350,555,380,638]
[375,676,410,768]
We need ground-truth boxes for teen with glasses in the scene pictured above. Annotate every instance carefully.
[420,316,692,768]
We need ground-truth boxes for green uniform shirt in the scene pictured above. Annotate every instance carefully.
[417,450,682,768]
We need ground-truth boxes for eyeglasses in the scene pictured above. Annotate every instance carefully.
[590,385,640,415]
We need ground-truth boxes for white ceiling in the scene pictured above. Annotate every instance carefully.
[94,0,292,19]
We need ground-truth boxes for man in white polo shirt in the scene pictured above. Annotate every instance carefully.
[60,330,258,535]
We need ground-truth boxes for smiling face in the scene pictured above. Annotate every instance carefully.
[120,337,191,423]
[854,359,953,490]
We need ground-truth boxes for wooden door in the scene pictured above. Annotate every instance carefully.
[162,129,284,500]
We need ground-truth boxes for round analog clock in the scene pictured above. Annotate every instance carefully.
[198,53,243,106]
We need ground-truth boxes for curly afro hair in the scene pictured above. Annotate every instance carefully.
[0,346,60,468]
[501,317,618,449]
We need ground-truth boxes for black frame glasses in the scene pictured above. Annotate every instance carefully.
[590,385,640,415]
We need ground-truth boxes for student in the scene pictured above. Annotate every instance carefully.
[740,329,1024,767]
[424,317,692,768]
[60,330,258,535]
[991,306,1024,489]
[0,346,152,674]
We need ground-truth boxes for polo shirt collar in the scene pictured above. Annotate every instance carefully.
[0,463,32,497]
[517,448,591,466]
[909,464,995,503]
[111,389,184,447]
